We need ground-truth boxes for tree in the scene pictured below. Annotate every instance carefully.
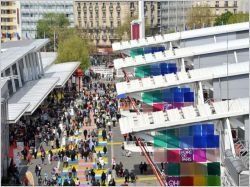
[186,5,214,29]
[36,13,69,51]
[56,34,92,70]
[228,12,249,24]
[214,11,233,25]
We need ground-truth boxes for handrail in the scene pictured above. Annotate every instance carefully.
[137,138,166,186]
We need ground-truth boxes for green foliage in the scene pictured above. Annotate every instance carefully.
[214,11,233,25]
[228,12,249,24]
[56,34,91,70]
[187,5,214,29]
[37,13,69,51]
[214,11,248,25]
[37,13,69,38]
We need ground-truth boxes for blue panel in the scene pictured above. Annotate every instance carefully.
[179,126,190,136]
[206,135,219,148]
[174,92,184,102]
[181,88,191,93]
[193,136,207,148]
[117,94,126,99]
[184,92,195,102]
[180,136,193,148]
[192,124,202,136]
[202,124,214,135]
[169,67,177,73]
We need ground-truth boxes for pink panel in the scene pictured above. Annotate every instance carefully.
[194,149,207,162]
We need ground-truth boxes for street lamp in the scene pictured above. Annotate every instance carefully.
[74,68,84,95]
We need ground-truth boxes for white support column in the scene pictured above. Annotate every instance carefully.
[31,53,38,79]
[225,118,236,157]
[23,56,29,81]
[28,54,36,80]
[10,66,16,93]
[169,42,173,51]
[181,58,185,72]
[38,51,44,75]
[234,51,238,63]
[35,53,41,76]
[197,81,204,104]
[15,62,23,87]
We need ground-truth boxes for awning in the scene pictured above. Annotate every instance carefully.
[41,52,57,70]
[8,78,59,115]
[44,62,80,88]
[8,103,30,123]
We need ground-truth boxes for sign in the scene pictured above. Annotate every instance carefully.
[167,176,180,186]
[180,149,193,162]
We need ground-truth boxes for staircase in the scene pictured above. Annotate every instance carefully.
[234,140,249,169]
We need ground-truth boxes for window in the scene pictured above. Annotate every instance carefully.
[117,11,120,18]
[225,9,228,12]
[90,21,93,27]
[215,1,219,7]
[130,12,134,17]
[110,21,113,27]
[233,9,237,13]
[234,1,237,7]
[130,2,134,8]
[102,11,106,18]
[224,1,228,7]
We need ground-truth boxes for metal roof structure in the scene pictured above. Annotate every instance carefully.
[41,52,58,70]
[112,22,248,51]
[0,45,35,71]
[8,78,59,115]
[119,98,249,134]
[1,77,9,89]
[44,62,80,87]
[8,103,30,124]
[1,39,50,51]
[114,38,249,70]
[116,61,249,95]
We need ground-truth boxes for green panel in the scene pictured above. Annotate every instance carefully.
[135,66,151,78]
[151,90,163,103]
[166,134,179,148]
[130,48,144,58]
[207,176,221,186]
[142,92,153,104]
[207,162,221,176]
[154,135,167,148]
[167,163,180,175]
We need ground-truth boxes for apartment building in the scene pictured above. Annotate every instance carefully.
[74,0,160,47]
[160,0,248,33]
[20,0,74,39]
[0,0,21,42]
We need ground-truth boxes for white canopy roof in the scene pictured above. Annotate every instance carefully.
[41,52,57,70]
[8,78,59,115]
[0,45,35,72]
[44,62,80,87]
[114,38,249,70]
[7,103,30,123]
[119,98,249,134]
[112,22,248,51]
[116,62,249,95]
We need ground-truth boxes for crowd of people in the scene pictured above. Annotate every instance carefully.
[4,70,144,186]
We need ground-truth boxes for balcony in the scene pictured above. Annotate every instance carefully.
[116,6,121,11]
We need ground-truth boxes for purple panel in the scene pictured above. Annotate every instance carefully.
[167,176,180,186]
[180,149,193,162]
[194,149,207,162]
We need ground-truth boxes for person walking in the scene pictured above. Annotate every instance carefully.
[35,165,39,176]
[101,171,106,186]
[103,146,107,155]
[84,129,88,140]
[139,162,143,174]
[102,129,107,141]
[85,167,89,181]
